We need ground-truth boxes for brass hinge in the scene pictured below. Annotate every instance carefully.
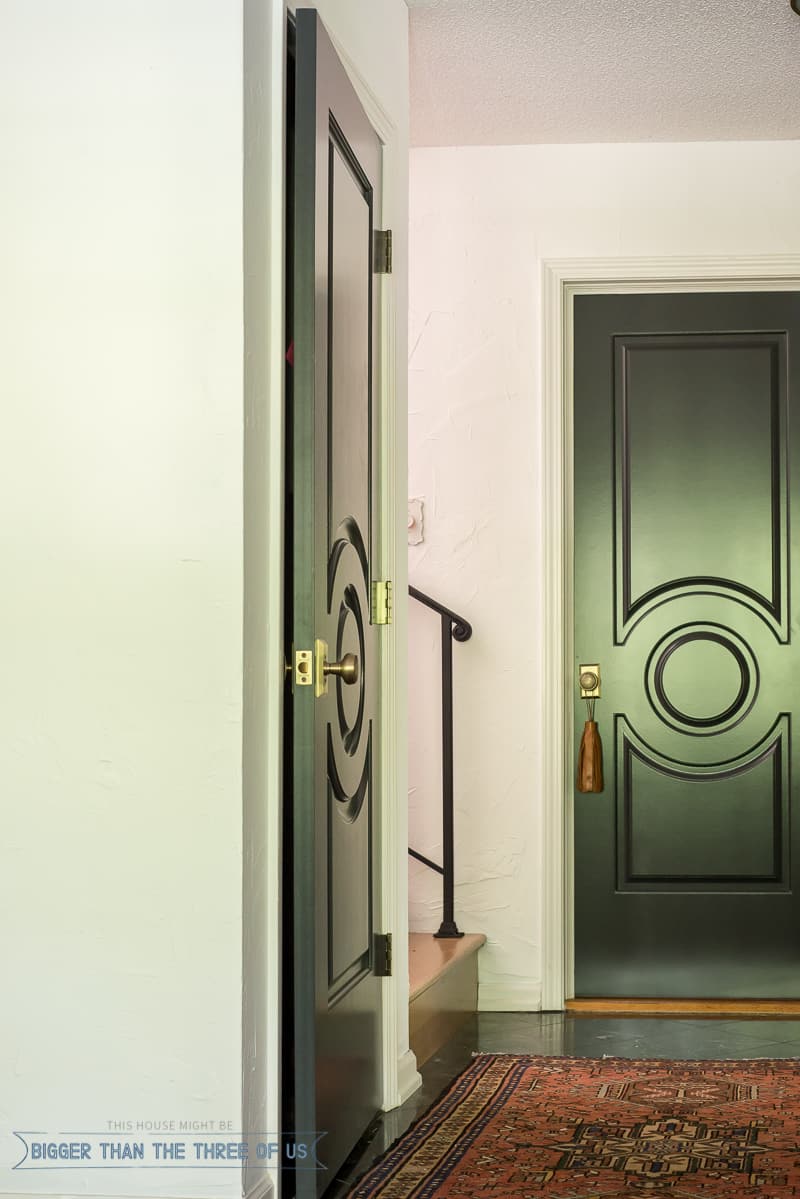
[373,229,392,275]
[374,932,392,977]
[371,579,393,626]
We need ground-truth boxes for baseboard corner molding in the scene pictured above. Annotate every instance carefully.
[244,1171,275,1199]
[479,977,542,1013]
[393,1048,423,1108]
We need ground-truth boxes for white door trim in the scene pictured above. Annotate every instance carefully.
[541,255,800,1012]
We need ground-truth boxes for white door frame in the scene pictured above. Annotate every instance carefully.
[540,255,800,1012]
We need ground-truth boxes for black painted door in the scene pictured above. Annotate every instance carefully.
[574,291,800,998]
[292,10,383,1193]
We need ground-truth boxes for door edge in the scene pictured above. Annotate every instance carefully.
[318,24,419,1111]
[540,254,800,1012]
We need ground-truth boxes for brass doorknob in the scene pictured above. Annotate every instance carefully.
[578,664,601,698]
[324,652,359,685]
[314,638,360,697]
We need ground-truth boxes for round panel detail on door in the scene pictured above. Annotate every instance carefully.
[326,520,372,825]
[645,622,759,736]
[336,582,366,756]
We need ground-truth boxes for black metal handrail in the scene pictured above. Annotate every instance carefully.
[408,585,472,938]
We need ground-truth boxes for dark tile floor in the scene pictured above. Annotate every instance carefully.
[323,1011,800,1197]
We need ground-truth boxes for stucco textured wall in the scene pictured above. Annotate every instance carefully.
[408,140,800,1011]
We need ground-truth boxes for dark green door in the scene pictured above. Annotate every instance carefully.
[574,290,800,998]
[292,10,383,1193]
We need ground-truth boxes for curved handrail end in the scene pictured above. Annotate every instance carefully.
[409,585,473,641]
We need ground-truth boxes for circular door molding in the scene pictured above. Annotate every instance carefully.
[644,622,759,736]
[336,581,366,757]
[327,524,371,824]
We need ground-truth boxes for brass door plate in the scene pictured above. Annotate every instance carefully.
[295,649,313,687]
[579,663,601,698]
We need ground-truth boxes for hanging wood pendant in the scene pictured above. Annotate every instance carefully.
[577,719,604,793]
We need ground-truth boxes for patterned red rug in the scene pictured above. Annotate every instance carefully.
[348,1054,800,1198]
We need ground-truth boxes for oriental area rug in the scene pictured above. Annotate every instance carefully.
[347,1054,800,1198]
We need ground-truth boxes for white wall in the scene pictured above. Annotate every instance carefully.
[0,2,243,1195]
[408,140,800,1011]
[0,5,408,1199]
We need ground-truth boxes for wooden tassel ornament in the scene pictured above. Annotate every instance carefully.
[577,698,603,793]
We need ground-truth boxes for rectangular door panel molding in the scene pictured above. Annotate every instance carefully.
[327,760,373,1001]
[614,331,789,645]
[615,714,789,891]
[327,124,373,569]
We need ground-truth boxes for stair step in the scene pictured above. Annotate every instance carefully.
[409,933,486,1066]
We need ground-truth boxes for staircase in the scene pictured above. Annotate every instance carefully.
[409,932,486,1065]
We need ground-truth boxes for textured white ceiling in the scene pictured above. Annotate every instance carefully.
[407,0,800,146]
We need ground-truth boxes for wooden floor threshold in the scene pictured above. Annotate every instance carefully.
[567,998,800,1017]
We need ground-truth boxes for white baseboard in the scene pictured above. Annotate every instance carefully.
[479,977,543,1012]
[0,1194,262,1199]
[393,1049,422,1107]
[0,1169,274,1199]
